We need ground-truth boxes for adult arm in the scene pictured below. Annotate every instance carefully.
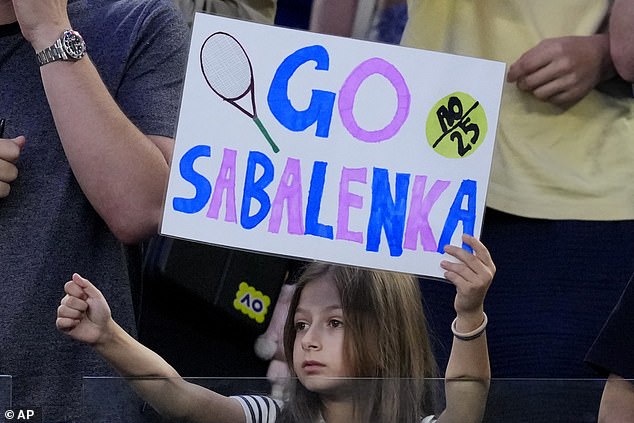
[610,0,634,81]
[436,235,494,423]
[309,0,359,36]
[205,0,277,24]
[598,374,634,423]
[57,274,246,423]
[12,0,184,244]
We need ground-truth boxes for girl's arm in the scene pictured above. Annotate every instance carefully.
[56,274,245,423]
[436,235,495,423]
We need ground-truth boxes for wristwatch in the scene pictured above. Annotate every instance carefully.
[36,29,86,66]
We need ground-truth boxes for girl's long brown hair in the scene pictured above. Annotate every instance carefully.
[278,262,438,423]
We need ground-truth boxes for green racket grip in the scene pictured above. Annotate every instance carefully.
[253,116,280,153]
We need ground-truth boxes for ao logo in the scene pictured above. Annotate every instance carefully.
[233,282,271,324]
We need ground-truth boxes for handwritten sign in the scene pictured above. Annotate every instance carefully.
[160,13,506,278]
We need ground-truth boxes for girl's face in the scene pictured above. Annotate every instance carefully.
[292,274,352,395]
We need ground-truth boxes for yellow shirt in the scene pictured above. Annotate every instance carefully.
[402,0,634,220]
[206,0,277,24]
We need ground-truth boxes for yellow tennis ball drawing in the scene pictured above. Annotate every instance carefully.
[426,92,488,159]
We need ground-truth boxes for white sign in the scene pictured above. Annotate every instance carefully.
[161,13,506,278]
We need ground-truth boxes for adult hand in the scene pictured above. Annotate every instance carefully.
[0,136,25,199]
[11,0,71,51]
[56,273,113,346]
[507,34,613,108]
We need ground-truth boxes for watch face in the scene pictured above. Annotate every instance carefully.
[62,30,86,60]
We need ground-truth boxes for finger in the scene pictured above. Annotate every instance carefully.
[56,317,81,331]
[441,260,478,285]
[60,294,89,312]
[518,45,586,91]
[507,57,531,82]
[443,243,482,272]
[546,91,579,108]
[0,181,10,198]
[13,136,26,151]
[444,243,494,283]
[507,52,550,83]
[462,235,494,270]
[443,269,468,287]
[64,279,88,300]
[0,138,23,163]
[528,74,578,102]
[73,273,105,300]
[516,71,547,92]
[0,160,18,183]
[57,304,84,320]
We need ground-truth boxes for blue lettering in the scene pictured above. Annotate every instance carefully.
[241,151,274,229]
[267,45,336,138]
[437,180,477,253]
[366,168,410,257]
[305,161,334,239]
[172,145,212,214]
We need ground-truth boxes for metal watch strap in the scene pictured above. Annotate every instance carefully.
[36,39,66,66]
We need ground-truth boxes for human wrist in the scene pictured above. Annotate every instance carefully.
[28,24,70,52]
[454,307,485,328]
[452,312,487,341]
[92,318,121,351]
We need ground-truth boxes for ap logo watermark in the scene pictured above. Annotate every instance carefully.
[3,408,41,422]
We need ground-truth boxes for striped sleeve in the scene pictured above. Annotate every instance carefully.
[231,395,282,423]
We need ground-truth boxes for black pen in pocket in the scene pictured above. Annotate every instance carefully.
[0,119,5,138]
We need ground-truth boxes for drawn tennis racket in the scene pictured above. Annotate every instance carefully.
[200,32,279,153]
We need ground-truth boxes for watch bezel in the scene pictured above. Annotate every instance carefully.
[61,29,86,60]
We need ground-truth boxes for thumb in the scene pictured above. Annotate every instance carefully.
[12,136,26,150]
[72,273,105,301]
[506,59,523,83]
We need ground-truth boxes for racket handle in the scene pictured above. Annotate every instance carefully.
[253,117,280,153]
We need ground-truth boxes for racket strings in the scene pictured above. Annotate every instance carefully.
[201,34,253,100]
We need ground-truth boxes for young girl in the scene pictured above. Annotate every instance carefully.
[56,234,494,423]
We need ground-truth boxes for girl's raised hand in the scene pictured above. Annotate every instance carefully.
[56,273,113,345]
[440,234,495,316]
